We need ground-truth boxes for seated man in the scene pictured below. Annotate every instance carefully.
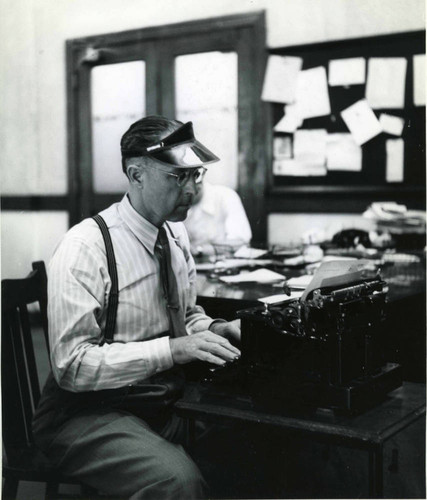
[184,181,252,256]
[32,115,240,499]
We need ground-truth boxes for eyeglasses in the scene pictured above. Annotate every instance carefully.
[143,164,207,187]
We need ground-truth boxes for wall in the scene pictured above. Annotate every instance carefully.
[1,0,425,273]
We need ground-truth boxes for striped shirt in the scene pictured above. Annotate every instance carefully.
[48,194,214,392]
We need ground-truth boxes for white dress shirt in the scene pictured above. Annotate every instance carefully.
[184,182,252,251]
[48,194,214,392]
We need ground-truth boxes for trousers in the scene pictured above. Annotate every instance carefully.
[32,374,206,499]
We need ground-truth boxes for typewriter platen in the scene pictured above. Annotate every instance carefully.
[206,261,402,412]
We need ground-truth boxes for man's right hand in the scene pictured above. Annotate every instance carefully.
[169,331,241,366]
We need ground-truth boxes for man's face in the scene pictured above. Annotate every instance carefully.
[139,159,198,224]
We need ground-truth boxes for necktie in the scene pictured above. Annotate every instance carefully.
[155,226,187,338]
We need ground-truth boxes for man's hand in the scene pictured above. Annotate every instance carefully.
[169,331,240,366]
[209,319,241,345]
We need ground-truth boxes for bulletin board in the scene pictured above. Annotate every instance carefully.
[265,31,425,207]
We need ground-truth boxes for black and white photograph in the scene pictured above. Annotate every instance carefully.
[1,1,425,498]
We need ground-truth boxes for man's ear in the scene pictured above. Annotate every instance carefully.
[127,164,144,188]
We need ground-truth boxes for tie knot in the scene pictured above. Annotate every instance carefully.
[157,226,168,246]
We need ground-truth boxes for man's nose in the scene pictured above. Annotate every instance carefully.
[182,175,197,196]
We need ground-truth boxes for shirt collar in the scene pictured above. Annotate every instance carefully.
[117,194,160,255]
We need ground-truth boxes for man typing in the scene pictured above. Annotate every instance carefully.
[33,115,240,499]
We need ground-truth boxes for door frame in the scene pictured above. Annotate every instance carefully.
[66,11,268,244]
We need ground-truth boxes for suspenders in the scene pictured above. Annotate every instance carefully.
[92,214,119,344]
[92,214,176,344]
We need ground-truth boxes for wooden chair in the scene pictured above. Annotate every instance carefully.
[1,261,95,499]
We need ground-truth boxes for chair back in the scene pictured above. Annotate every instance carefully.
[1,261,50,454]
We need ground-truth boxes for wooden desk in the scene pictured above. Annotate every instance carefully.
[196,261,426,382]
[175,382,426,498]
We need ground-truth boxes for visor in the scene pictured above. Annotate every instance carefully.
[121,121,220,168]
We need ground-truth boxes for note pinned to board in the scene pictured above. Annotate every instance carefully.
[274,103,304,133]
[273,136,292,158]
[413,54,425,106]
[340,99,382,146]
[379,114,405,136]
[326,133,362,172]
[294,129,327,165]
[273,159,327,177]
[295,66,331,119]
[219,268,286,284]
[328,57,366,86]
[261,55,303,104]
[366,57,407,109]
[386,138,404,183]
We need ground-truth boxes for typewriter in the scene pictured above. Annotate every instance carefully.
[205,261,402,412]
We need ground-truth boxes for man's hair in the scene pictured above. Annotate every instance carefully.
[120,115,183,174]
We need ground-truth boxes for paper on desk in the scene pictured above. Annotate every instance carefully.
[295,66,331,119]
[366,58,407,109]
[286,275,313,289]
[379,114,405,136]
[386,138,404,183]
[258,291,304,305]
[328,57,366,86]
[274,104,303,133]
[326,133,362,171]
[413,54,425,106]
[273,158,327,177]
[261,55,303,103]
[234,246,268,259]
[341,99,382,146]
[219,268,286,284]
[196,259,275,272]
[301,259,367,301]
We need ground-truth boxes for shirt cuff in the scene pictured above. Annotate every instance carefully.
[208,319,227,332]
[142,336,174,375]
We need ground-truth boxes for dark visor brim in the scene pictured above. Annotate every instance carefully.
[148,140,220,168]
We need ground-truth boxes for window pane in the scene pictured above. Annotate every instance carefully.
[91,61,146,193]
[175,52,238,189]
[1,211,68,279]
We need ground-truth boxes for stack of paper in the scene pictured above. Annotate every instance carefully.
[363,202,426,234]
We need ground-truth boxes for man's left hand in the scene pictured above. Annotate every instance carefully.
[209,319,241,345]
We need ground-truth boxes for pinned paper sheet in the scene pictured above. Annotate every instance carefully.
[379,114,405,136]
[341,99,382,146]
[273,159,327,177]
[366,58,407,109]
[295,67,331,119]
[386,138,404,183]
[219,268,286,284]
[328,57,366,86]
[294,129,327,165]
[261,55,303,103]
[413,54,425,106]
[273,136,292,158]
[326,133,362,171]
[274,104,303,133]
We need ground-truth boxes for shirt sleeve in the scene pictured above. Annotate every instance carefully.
[48,235,173,393]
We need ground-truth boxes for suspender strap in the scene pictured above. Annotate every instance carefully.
[92,214,118,344]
